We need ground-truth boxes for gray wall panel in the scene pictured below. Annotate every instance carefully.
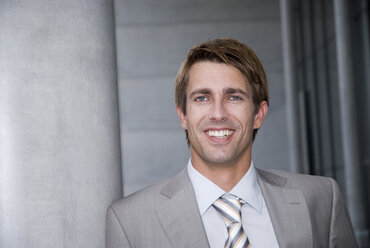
[116,21,282,79]
[266,72,286,109]
[115,0,280,25]
[119,77,178,130]
[253,104,289,170]
[123,130,189,195]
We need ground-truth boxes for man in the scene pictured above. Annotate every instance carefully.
[106,38,358,247]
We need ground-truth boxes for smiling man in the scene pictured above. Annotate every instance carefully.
[176,61,267,194]
[106,38,358,248]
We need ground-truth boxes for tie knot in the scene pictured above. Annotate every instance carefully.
[213,194,243,224]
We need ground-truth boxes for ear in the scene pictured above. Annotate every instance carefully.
[176,106,188,130]
[253,101,268,129]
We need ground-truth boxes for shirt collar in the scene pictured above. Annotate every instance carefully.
[187,158,263,216]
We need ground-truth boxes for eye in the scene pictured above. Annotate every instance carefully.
[195,96,208,102]
[229,96,241,101]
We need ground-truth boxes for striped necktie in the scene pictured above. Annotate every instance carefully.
[213,194,250,248]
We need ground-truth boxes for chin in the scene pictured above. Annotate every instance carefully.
[202,153,236,165]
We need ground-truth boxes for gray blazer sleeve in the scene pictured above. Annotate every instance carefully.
[106,206,132,248]
[328,178,358,247]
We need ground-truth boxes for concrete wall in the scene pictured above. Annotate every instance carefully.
[0,1,122,247]
[114,0,289,195]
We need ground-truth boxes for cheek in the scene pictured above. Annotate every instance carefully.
[187,106,208,123]
[229,106,252,122]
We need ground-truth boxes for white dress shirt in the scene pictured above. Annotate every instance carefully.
[187,159,279,248]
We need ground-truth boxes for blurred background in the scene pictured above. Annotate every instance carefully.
[1,0,369,247]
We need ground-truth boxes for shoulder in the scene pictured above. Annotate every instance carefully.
[257,168,339,201]
[110,177,171,215]
[109,168,189,217]
[257,169,357,246]
[258,168,335,187]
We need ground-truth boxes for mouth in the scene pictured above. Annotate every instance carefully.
[205,129,235,139]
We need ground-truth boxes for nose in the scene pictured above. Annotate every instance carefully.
[209,99,229,121]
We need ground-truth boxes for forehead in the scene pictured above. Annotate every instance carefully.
[187,61,249,94]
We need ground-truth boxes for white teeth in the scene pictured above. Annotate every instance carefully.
[207,130,234,138]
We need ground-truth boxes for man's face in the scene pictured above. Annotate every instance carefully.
[177,61,267,167]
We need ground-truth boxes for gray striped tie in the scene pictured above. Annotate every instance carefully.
[213,194,250,248]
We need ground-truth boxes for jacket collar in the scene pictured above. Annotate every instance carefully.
[157,168,210,247]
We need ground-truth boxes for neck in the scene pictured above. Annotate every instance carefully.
[191,153,252,192]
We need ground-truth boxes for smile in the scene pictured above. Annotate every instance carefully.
[206,130,234,138]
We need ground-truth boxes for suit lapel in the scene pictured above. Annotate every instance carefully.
[257,169,313,248]
[156,169,210,248]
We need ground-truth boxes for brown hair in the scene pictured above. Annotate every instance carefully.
[175,38,269,142]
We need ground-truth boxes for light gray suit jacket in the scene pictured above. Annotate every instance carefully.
[106,168,358,248]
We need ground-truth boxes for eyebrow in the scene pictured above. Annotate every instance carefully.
[189,88,212,99]
[188,87,249,99]
[224,87,249,98]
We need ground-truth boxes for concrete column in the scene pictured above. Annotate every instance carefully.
[333,0,368,244]
[361,0,370,97]
[280,0,303,173]
[0,1,122,248]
